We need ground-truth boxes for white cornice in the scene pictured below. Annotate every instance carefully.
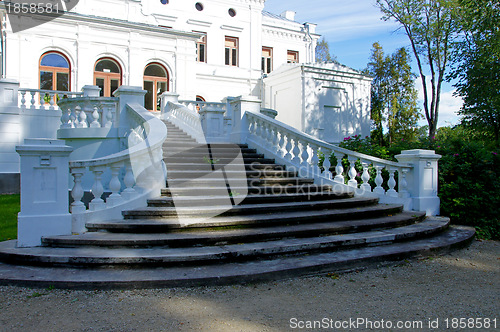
[220,25,244,33]
[186,19,212,27]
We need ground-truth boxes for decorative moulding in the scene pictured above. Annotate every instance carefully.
[187,19,212,27]
[220,25,244,33]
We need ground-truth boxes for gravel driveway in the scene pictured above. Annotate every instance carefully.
[1,239,498,331]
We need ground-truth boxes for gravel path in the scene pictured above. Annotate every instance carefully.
[1,240,498,332]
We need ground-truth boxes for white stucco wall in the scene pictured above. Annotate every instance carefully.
[264,63,372,144]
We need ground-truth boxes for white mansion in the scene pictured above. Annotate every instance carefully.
[0,0,370,140]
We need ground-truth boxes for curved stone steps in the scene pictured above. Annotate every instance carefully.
[161,184,335,196]
[165,177,315,188]
[0,226,475,289]
[89,204,404,231]
[0,218,450,267]
[165,157,276,164]
[43,212,427,248]
[148,190,353,207]
[123,197,380,219]
[166,169,299,179]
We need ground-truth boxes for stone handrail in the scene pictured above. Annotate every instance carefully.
[245,111,414,201]
[178,100,227,113]
[163,101,205,143]
[19,88,84,111]
[69,103,167,231]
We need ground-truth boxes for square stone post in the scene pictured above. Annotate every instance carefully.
[81,85,101,97]
[16,139,73,247]
[160,92,180,114]
[395,149,442,215]
[230,95,261,144]
[199,105,226,143]
[113,86,147,136]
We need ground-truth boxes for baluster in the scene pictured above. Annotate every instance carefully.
[277,131,286,158]
[104,109,113,128]
[399,167,410,198]
[30,91,36,109]
[360,161,371,192]
[300,141,310,169]
[90,106,101,128]
[373,165,385,195]
[266,124,274,151]
[60,109,71,129]
[284,134,293,161]
[271,126,280,156]
[89,166,106,211]
[255,119,262,142]
[107,162,124,207]
[309,144,321,177]
[49,92,56,110]
[333,152,344,184]
[69,106,78,128]
[322,148,332,180]
[386,167,398,197]
[77,106,88,128]
[291,136,301,165]
[121,162,137,200]
[248,117,256,136]
[39,93,45,109]
[70,167,86,213]
[347,156,358,188]
[20,91,27,110]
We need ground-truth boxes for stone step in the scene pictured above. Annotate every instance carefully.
[0,226,475,288]
[164,151,265,159]
[161,183,331,196]
[165,177,315,188]
[0,218,451,267]
[148,190,353,207]
[163,163,286,171]
[166,169,297,179]
[44,212,427,248]
[106,204,402,230]
[164,157,276,164]
[123,197,379,219]
[164,147,257,155]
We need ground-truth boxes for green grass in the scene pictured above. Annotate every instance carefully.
[0,194,20,241]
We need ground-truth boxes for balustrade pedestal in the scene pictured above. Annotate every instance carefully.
[16,139,73,247]
[396,149,442,215]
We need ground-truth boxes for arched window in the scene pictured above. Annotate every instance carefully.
[39,52,70,91]
[94,58,122,97]
[143,63,169,111]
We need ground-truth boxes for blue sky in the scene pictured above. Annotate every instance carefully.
[264,0,462,127]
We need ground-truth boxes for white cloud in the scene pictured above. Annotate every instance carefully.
[415,77,463,128]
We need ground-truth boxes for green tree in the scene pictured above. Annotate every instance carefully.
[449,0,500,145]
[365,42,421,145]
[315,38,336,62]
[376,0,457,139]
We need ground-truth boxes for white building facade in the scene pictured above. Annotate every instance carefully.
[0,0,372,193]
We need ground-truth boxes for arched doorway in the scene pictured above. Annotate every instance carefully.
[143,63,169,111]
[39,51,70,91]
[94,58,122,97]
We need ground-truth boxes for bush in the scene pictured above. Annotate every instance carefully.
[338,127,500,240]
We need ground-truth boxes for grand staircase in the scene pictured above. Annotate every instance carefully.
[0,121,475,288]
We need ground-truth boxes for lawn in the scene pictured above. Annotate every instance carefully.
[0,194,20,241]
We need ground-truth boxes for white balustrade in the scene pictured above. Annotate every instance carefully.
[245,111,415,201]
[18,88,83,110]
